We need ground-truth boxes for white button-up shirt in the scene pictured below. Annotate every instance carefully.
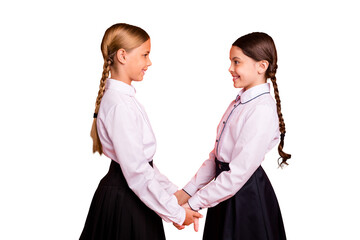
[96,78,185,225]
[183,83,280,211]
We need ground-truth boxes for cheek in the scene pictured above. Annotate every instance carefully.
[234,66,242,75]
[132,62,142,72]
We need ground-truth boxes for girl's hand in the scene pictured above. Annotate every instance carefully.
[174,189,191,205]
[183,206,203,232]
[173,222,185,230]
[182,202,191,210]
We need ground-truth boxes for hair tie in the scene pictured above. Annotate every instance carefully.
[280,132,285,142]
[93,113,98,118]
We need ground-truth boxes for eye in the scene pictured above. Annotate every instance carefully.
[234,60,239,65]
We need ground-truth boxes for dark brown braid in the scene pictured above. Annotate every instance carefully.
[269,72,291,166]
[233,32,291,167]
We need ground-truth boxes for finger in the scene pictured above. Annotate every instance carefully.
[173,223,185,230]
[193,217,199,232]
[176,225,184,230]
[193,212,203,218]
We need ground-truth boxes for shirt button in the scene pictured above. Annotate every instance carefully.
[216,140,219,142]
[223,121,226,124]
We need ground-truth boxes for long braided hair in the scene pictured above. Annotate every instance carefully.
[90,23,150,154]
[233,32,291,167]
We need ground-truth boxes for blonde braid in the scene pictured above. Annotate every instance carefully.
[90,58,112,154]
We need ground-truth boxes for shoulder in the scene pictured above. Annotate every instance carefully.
[246,95,278,122]
[99,90,139,121]
[251,94,276,111]
[102,89,133,106]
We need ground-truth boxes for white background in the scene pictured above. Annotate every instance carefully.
[1,0,359,239]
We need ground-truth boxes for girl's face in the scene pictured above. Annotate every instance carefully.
[228,46,266,90]
[124,39,152,83]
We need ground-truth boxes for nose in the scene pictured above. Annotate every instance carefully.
[148,57,152,67]
[228,64,233,73]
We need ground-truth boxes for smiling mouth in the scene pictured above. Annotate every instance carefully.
[232,76,239,81]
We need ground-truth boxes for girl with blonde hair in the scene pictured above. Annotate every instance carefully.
[80,23,201,240]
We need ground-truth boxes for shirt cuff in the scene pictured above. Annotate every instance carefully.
[187,195,203,211]
[176,207,186,225]
[183,182,198,197]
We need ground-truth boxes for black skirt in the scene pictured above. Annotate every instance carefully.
[203,159,286,240]
[79,160,166,240]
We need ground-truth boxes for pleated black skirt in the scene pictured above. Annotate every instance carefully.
[79,160,165,240]
[203,160,286,240]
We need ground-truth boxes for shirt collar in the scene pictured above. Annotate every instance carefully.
[235,83,270,104]
[105,78,136,96]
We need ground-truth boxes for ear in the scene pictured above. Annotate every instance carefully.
[257,60,269,75]
[116,49,127,64]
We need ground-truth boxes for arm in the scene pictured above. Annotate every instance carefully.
[181,105,231,197]
[106,103,185,224]
[175,149,217,205]
[181,148,216,197]
[188,105,279,210]
[152,163,178,195]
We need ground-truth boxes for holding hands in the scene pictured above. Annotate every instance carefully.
[173,190,202,232]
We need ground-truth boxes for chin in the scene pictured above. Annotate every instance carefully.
[234,83,242,88]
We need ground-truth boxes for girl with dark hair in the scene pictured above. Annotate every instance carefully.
[175,32,290,240]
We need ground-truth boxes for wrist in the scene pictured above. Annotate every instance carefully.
[182,188,192,197]
[187,201,197,212]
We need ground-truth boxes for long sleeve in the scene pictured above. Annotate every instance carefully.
[153,163,179,195]
[105,103,185,224]
[182,148,216,196]
[182,109,231,197]
[188,104,279,210]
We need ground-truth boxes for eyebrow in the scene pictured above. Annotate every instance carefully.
[231,57,241,60]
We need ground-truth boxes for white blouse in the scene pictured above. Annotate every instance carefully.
[183,83,280,211]
[96,78,185,225]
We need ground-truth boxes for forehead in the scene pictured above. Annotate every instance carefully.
[138,39,151,51]
[230,46,245,57]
